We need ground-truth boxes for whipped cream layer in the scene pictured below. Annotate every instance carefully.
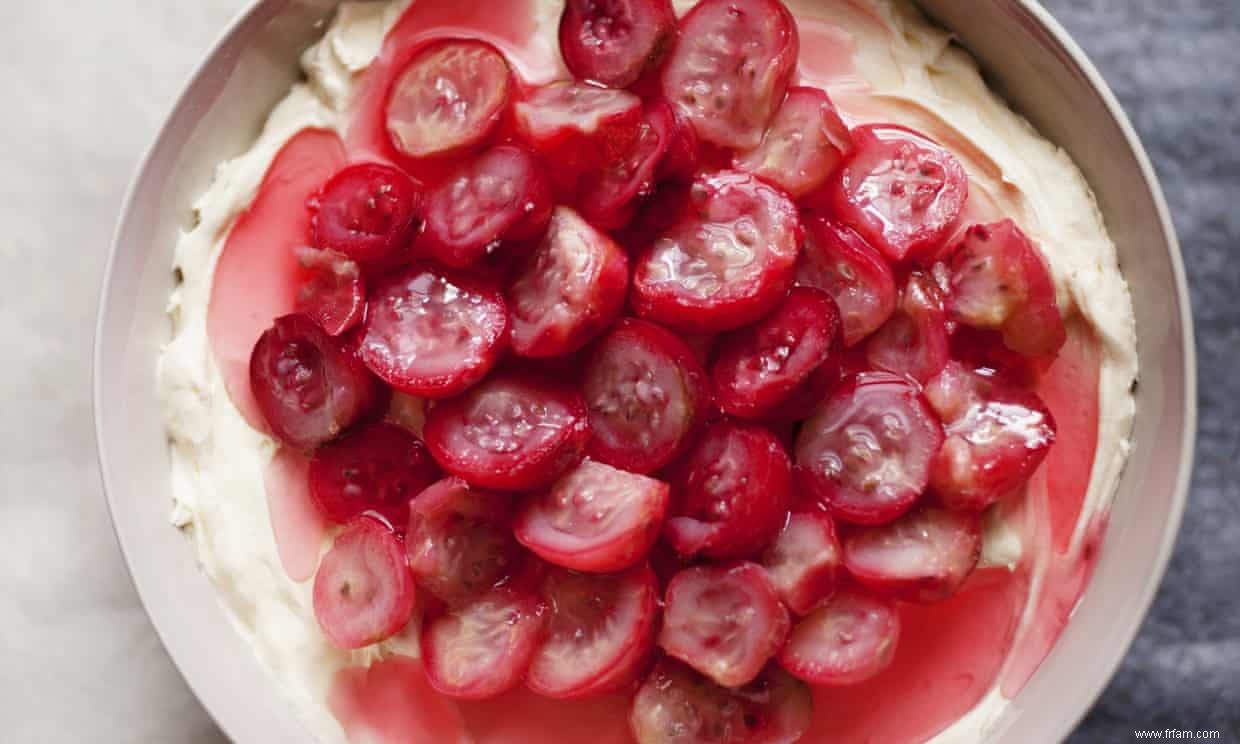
[157,1,1138,742]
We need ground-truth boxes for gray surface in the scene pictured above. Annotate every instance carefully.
[0,0,1234,742]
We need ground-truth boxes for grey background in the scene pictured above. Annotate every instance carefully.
[0,0,1234,742]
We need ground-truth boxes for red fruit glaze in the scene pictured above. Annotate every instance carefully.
[659,563,791,688]
[866,270,950,383]
[828,124,968,262]
[422,588,544,700]
[359,265,509,398]
[385,38,512,160]
[583,319,709,474]
[631,170,802,333]
[665,422,793,560]
[777,590,900,686]
[293,247,365,337]
[630,659,813,744]
[662,0,799,150]
[515,460,669,573]
[946,219,1066,357]
[579,100,676,229]
[423,374,591,491]
[842,505,982,603]
[509,207,630,358]
[310,163,422,265]
[249,314,383,450]
[406,477,521,604]
[795,372,944,525]
[529,564,659,698]
[711,287,841,420]
[559,0,677,88]
[312,516,416,650]
[924,362,1057,512]
[796,216,898,347]
[420,145,553,268]
[734,86,852,198]
[309,422,440,529]
[760,508,842,616]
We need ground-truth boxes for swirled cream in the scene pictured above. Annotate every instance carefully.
[157,0,1137,741]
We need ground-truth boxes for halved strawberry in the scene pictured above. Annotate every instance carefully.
[734,86,851,198]
[406,478,521,604]
[630,660,813,744]
[865,271,950,383]
[777,590,900,685]
[924,362,1057,512]
[841,505,982,603]
[312,516,416,650]
[711,287,841,420]
[515,460,669,573]
[309,162,423,265]
[293,246,365,337]
[559,0,677,88]
[659,562,790,688]
[796,216,898,347]
[760,508,842,616]
[828,124,968,262]
[420,145,553,269]
[249,314,384,450]
[583,319,709,474]
[309,422,440,529]
[631,170,802,333]
[422,588,544,700]
[385,38,512,160]
[359,264,510,399]
[795,372,944,525]
[529,564,659,698]
[662,0,799,150]
[423,374,591,491]
[509,207,630,358]
[665,422,793,560]
[946,219,1066,357]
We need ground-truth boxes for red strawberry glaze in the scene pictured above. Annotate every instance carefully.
[262,447,328,583]
[328,656,470,743]
[207,129,346,432]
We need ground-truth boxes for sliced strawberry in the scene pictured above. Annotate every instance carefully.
[422,588,544,700]
[423,374,591,491]
[313,516,416,649]
[385,38,512,160]
[293,246,365,337]
[630,659,813,744]
[946,219,1066,357]
[665,422,792,560]
[734,86,851,198]
[924,362,1057,511]
[249,314,384,450]
[579,100,676,229]
[530,564,659,698]
[795,372,944,525]
[509,207,630,358]
[420,145,553,269]
[796,216,898,347]
[583,319,709,474]
[516,461,669,573]
[866,271,950,383]
[406,477,521,604]
[359,265,509,398]
[559,0,677,88]
[711,287,841,420]
[760,508,842,616]
[309,422,441,529]
[309,162,423,265]
[659,563,791,688]
[841,505,982,602]
[631,170,802,333]
[777,590,899,685]
[662,0,798,150]
[828,124,968,262]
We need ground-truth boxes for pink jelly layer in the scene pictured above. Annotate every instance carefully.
[205,0,1109,741]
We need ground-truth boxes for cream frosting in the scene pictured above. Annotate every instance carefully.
[157,1,1137,742]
